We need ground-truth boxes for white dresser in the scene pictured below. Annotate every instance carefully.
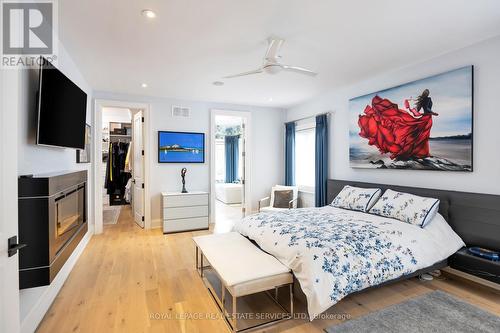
[162,191,209,233]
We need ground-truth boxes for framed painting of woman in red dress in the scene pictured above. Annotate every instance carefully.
[349,66,473,171]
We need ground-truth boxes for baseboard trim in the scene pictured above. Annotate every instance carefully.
[20,228,93,333]
[151,218,162,229]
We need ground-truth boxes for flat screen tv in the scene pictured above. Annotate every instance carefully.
[158,131,205,163]
[37,59,88,149]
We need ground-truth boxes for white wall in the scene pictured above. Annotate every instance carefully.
[17,42,94,225]
[17,49,93,178]
[286,36,500,204]
[102,107,132,126]
[16,42,94,333]
[93,91,285,226]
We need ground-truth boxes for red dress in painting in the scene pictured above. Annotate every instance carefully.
[358,96,433,160]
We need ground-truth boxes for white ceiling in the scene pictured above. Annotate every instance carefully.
[59,0,500,108]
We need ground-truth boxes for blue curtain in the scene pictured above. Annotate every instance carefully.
[225,135,239,183]
[285,122,295,186]
[315,114,328,207]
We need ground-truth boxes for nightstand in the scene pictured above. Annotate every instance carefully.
[445,247,500,291]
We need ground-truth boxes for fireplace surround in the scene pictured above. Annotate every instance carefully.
[18,170,88,289]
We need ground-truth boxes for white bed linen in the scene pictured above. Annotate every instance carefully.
[234,206,464,320]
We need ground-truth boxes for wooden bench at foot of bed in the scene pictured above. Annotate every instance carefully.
[193,232,294,332]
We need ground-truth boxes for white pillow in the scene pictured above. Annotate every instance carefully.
[369,189,440,227]
[331,185,382,212]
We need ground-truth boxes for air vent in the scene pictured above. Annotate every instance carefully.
[172,106,190,118]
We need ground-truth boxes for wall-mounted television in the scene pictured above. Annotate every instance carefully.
[158,131,205,163]
[37,58,88,149]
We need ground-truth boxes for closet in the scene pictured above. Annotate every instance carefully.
[103,122,132,205]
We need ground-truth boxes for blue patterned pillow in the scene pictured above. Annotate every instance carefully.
[369,189,440,227]
[331,185,382,212]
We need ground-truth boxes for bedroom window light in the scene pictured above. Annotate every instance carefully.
[295,122,315,192]
[215,138,225,182]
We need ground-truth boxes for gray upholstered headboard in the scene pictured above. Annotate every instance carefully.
[327,179,500,251]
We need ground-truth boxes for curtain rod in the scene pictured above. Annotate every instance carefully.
[286,111,333,124]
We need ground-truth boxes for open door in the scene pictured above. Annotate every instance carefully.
[132,111,145,228]
[240,121,246,217]
[1,68,21,332]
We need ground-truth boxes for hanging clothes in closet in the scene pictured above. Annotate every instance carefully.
[105,141,132,205]
[123,143,133,203]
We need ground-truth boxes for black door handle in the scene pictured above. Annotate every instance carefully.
[8,236,27,257]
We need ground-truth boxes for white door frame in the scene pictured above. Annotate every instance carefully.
[0,68,21,333]
[94,99,152,233]
[210,109,252,223]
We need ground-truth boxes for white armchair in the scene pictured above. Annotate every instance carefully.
[258,185,299,212]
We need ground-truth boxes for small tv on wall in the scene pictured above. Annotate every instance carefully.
[37,58,88,149]
[158,131,205,163]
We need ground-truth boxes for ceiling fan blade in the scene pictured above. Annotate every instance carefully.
[223,68,263,79]
[281,65,317,76]
[264,37,284,61]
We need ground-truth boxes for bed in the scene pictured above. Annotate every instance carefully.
[233,179,500,320]
[216,183,242,204]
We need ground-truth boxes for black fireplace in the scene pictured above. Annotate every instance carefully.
[18,170,88,289]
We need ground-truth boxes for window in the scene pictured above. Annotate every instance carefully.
[295,126,315,191]
[215,136,243,183]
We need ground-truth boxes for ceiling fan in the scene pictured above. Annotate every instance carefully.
[223,37,318,79]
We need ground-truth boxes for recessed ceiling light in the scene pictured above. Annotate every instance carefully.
[269,97,273,101]
[141,83,148,88]
[213,81,224,86]
[141,9,156,18]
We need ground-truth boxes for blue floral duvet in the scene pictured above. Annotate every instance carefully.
[234,206,464,319]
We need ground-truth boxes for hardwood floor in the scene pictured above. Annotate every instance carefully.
[37,206,500,333]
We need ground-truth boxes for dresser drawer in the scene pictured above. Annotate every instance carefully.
[163,205,208,220]
[163,217,209,233]
[163,194,208,208]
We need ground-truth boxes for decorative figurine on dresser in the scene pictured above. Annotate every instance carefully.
[162,168,208,233]
[181,167,188,193]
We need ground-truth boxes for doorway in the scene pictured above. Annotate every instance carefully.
[94,100,151,234]
[101,107,136,227]
[210,110,252,233]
